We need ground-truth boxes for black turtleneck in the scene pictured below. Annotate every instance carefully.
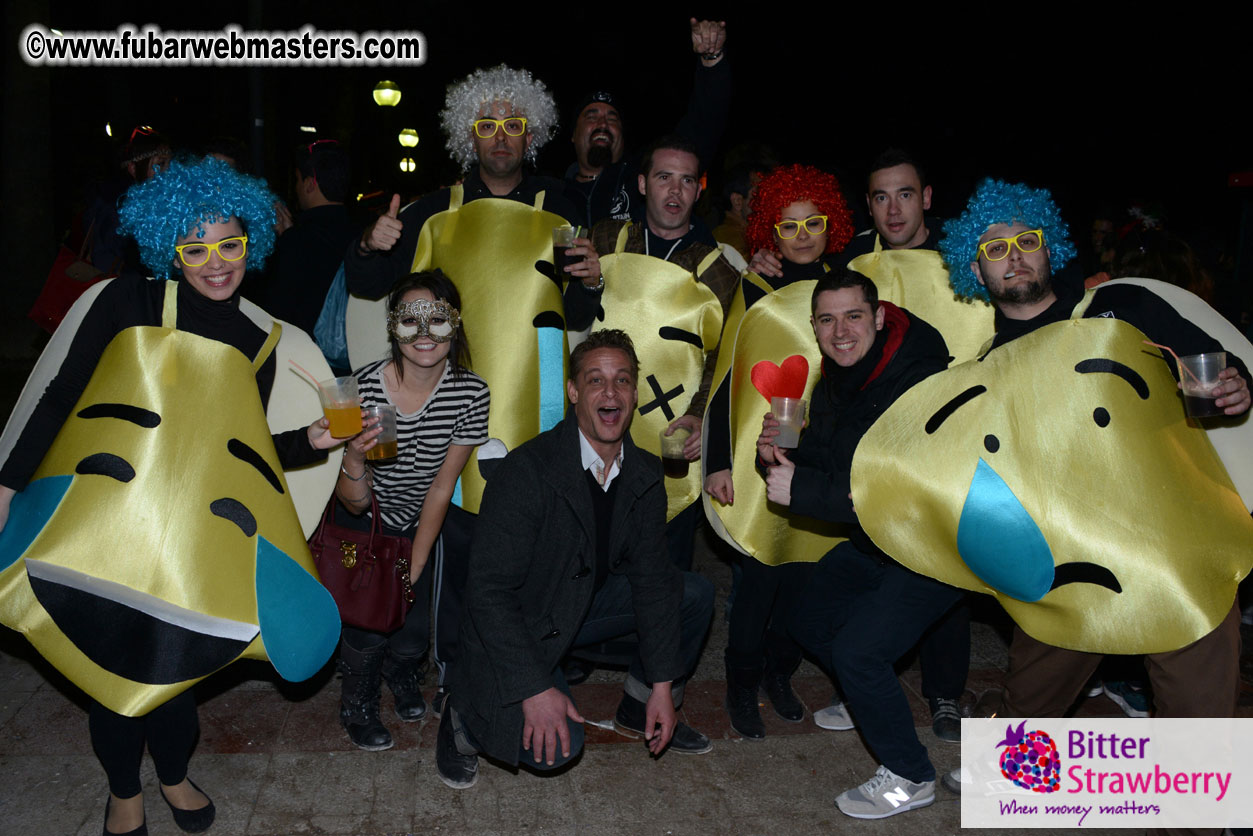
[1,275,321,490]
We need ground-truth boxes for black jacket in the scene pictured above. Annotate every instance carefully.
[449,414,683,765]
[787,303,950,556]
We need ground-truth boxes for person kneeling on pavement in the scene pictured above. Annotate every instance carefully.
[437,329,714,787]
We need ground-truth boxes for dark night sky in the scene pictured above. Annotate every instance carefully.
[21,4,1253,259]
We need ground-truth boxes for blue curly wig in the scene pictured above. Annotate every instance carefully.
[940,178,1076,301]
[118,156,277,279]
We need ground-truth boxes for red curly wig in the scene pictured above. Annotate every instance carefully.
[745,164,854,256]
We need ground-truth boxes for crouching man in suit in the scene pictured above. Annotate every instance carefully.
[437,329,714,787]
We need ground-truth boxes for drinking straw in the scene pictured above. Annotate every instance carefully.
[1142,340,1203,386]
[289,359,325,392]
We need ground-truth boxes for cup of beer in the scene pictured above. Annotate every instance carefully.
[770,396,807,448]
[659,426,691,478]
[1177,352,1227,418]
[551,224,586,277]
[363,405,399,461]
[318,377,363,438]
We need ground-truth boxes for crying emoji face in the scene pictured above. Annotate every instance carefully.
[851,317,1253,654]
[0,324,340,716]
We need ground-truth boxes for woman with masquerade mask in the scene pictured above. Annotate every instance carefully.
[0,156,343,835]
[333,270,489,751]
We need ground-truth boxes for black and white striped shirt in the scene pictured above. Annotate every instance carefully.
[355,359,490,531]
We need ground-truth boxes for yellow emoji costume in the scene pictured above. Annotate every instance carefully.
[0,280,341,716]
[595,224,726,520]
[704,272,845,564]
[347,186,568,514]
[851,309,1253,654]
[848,239,995,364]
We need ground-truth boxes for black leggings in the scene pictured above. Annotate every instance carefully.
[89,691,199,798]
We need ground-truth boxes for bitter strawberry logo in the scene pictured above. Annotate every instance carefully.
[996,720,1061,793]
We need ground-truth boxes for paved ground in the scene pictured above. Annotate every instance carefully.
[2,357,1251,835]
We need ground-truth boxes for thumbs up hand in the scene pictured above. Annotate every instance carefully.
[362,193,403,253]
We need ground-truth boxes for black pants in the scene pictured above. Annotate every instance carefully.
[89,691,198,798]
[725,554,810,671]
[789,542,961,783]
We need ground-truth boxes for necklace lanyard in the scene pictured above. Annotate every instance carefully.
[644,229,686,262]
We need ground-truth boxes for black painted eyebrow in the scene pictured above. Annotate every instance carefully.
[210,497,257,537]
[925,385,987,434]
[77,403,161,428]
[227,439,284,494]
[1074,359,1149,400]
[658,326,702,349]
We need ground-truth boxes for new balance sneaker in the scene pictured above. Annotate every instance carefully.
[813,700,855,731]
[1084,675,1104,699]
[1102,680,1152,718]
[929,697,961,744]
[835,765,935,819]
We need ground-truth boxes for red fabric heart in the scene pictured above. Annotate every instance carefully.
[751,355,809,402]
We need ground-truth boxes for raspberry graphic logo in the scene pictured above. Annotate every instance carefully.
[996,720,1061,793]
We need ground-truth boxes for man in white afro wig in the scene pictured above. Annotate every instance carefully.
[439,64,558,176]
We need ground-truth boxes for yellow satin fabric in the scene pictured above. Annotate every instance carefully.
[851,317,1253,654]
[597,225,724,520]
[849,242,994,364]
[704,276,847,565]
[0,283,316,714]
[408,187,570,513]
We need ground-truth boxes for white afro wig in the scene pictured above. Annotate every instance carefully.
[439,64,558,171]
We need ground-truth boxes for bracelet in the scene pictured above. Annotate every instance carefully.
[340,491,370,503]
[701,49,724,61]
[585,274,605,292]
[340,463,368,481]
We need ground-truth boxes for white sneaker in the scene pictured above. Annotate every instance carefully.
[813,701,855,730]
[835,765,935,819]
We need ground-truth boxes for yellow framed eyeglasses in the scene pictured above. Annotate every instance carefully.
[774,215,828,239]
[978,229,1044,262]
[174,236,249,267]
[472,117,528,138]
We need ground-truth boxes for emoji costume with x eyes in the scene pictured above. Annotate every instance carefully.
[593,224,726,520]
[850,314,1253,654]
[704,272,846,564]
[0,282,341,716]
[347,186,568,513]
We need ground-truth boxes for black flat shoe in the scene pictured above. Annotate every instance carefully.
[103,794,148,836]
[158,780,216,833]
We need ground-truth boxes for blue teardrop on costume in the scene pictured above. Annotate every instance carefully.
[0,475,72,572]
[255,536,340,681]
[537,327,564,432]
[956,458,1054,602]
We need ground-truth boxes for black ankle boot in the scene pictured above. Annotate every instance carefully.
[725,661,765,740]
[338,643,393,751]
[761,653,804,723]
[382,651,427,722]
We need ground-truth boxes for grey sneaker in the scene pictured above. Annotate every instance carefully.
[813,700,855,730]
[929,697,961,744]
[941,766,969,795]
[835,765,935,819]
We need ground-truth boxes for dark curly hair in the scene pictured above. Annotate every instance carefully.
[745,164,854,257]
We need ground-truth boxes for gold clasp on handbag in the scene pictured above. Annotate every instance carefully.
[340,541,358,569]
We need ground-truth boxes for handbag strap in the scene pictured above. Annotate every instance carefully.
[314,488,386,552]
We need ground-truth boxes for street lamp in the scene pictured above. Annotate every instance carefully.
[399,157,415,173]
[398,129,419,147]
[373,81,402,107]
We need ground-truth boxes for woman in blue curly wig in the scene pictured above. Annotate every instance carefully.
[0,156,344,835]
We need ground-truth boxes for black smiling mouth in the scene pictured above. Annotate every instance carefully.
[1049,562,1122,594]
[26,559,258,684]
